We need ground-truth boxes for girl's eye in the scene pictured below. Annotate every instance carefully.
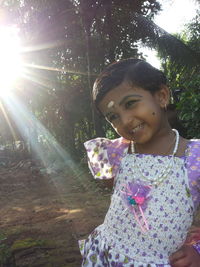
[125,100,137,109]
[107,114,118,122]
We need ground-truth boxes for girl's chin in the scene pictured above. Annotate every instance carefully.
[131,134,153,146]
[130,128,147,142]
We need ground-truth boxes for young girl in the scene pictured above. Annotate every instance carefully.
[80,58,200,267]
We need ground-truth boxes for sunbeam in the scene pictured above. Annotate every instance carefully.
[0,26,24,95]
[2,92,72,169]
[24,63,91,76]
[0,101,17,141]
[1,91,89,199]
[22,69,56,90]
[1,90,88,179]
[22,40,65,53]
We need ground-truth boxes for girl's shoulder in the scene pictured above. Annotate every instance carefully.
[187,139,200,157]
[84,137,130,180]
[186,139,200,170]
[84,136,129,149]
[188,139,200,145]
[186,140,200,210]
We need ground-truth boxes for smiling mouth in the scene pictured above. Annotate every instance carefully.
[132,123,144,133]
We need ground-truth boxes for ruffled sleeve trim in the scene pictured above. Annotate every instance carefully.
[186,139,200,210]
[84,137,129,180]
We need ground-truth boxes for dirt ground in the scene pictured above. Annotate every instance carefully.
[0,161,111,267]
[1,160,200,267]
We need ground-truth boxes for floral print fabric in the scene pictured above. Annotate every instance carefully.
[84,138,129,180]
[101,154,193,264]
[81,138,200,267]
[186,141,200,209]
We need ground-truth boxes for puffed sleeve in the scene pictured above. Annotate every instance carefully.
[186,140,200,210]
[84,137,129,180]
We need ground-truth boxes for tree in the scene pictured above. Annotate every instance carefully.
[159,12,200,138]
[1,0,199,158]
[1,0,163,157]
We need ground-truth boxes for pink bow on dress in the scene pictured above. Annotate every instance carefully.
[121,182,151,232]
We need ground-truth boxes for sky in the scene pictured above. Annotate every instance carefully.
[140,0,199,68]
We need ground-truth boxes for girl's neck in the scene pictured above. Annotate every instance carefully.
[134,127,178,156]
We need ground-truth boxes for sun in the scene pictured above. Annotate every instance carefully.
[0,26,23,96]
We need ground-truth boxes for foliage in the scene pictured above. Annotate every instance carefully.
[0,233,11,265]
[160,12,200,138]
[133,13,200,71]
[176,85,200,138]
[0,0,163,159]
[0,0,199,160]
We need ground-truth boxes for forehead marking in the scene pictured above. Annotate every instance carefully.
[107,101,115,109]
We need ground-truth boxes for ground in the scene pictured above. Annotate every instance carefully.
[0,161,111,267]
[1,161,200,267]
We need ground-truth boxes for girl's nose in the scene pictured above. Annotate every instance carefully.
[121,113,133,126]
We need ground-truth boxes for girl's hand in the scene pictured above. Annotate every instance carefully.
[185,226,200,244]
[169,245,200,267]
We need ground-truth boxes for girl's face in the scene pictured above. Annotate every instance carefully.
[98,81,170,145]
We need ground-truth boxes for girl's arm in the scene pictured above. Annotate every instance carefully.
[102,177,114,190]
[170,227,200,267]
[169,245,200,267]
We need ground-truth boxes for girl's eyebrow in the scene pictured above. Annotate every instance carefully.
[119,94,142,106]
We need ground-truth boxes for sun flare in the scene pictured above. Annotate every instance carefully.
[0,26,23,96]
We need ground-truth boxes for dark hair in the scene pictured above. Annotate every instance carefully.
[93,58,167,107]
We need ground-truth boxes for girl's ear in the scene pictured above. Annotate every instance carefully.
[155,85,170,108]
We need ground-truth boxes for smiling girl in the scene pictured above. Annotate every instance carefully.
[79,58,200,267]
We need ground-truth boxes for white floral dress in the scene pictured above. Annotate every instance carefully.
[80,138,200,267]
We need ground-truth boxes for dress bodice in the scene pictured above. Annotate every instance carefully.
[101,153,194,265]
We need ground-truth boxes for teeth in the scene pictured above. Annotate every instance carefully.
[132,124,143,133]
